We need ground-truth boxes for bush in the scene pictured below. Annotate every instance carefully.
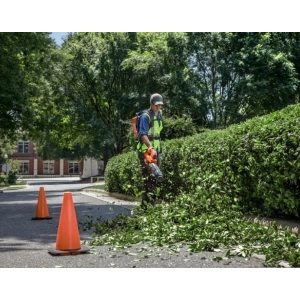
[160,116,199,140]
[105,103,300,219]
[7,169,18,185]
[104,151,143,197]
[0,172,6,185]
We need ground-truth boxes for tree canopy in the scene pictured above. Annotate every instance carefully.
[0,32,55,140]
[1,32,299,161]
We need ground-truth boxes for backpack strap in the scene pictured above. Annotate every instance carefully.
[147,109,155,137]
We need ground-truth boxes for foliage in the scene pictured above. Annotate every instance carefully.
[226,103,300,217]
[104,151,143,197]
[2,32,300,159]
[83,191,300,267]
[0,32,56,142]
[0,173,6,185]
[105,103,300,219]
[0,138,17,164]
[43,32,138,159]
[122,32,201,119]
[7,169,18,185]
[15,32,299,161]
[187,32,298,128]
[160,116,199,140]
[0,159,19,185]
[90,104,300,266]
[235,33,298,119]
[7,159,20,185]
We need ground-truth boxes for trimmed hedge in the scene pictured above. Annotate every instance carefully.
[105,103,300,219]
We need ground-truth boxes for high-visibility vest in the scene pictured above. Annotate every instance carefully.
[137,110,163,153]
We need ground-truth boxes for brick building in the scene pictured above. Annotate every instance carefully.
[4,140,101,178]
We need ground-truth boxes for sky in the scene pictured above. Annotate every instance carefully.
[50,32,69,46]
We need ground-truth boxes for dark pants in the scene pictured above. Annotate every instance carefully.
[138,151,160,210]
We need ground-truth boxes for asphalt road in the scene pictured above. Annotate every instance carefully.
[0,177,267,268]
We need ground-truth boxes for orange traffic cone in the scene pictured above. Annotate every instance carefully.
[32,187,52,220]
[48,192,89,256]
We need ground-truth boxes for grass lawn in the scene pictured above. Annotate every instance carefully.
[5,185,27,190]
[0,181,28,190]
[84,184,106,190]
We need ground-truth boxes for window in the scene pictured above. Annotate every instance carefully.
[18,141,29,153]
[69,162,79,174]
[43,161,54,174]
[19,162,29,174]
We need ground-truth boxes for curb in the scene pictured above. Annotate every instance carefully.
[81,189,140,211]
[82,188,140,203]
[0,187,8,193]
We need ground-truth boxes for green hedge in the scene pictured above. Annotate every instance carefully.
[105,103,300,219]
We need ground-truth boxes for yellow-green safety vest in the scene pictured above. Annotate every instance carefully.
[137,112,163,153]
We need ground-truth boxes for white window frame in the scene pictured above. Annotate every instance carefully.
[43,160,54,174]
[19,160,29,174]
[68,161,79,174]
[18,140,29,153]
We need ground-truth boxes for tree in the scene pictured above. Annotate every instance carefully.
[122,32,207,124]
[0,32,56,142]
[30,32,300,163]
[41,32,139,159]
[235,32,298,119]
[187,32,298,128]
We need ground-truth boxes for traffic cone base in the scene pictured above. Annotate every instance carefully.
[48,245,89,256]
[32,187,51,220]
[32,216,52,220]
[48,192,89,256]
